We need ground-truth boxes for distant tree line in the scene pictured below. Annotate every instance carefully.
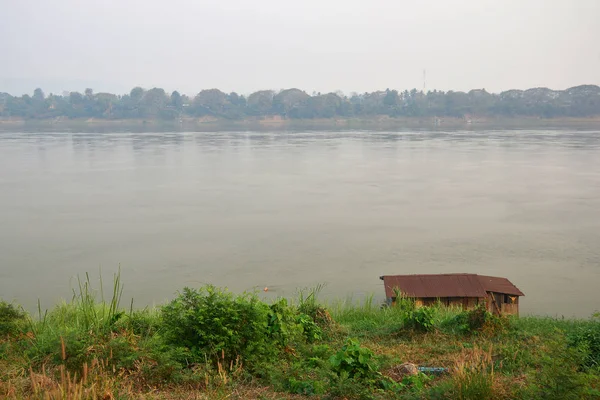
[1,85,599,120]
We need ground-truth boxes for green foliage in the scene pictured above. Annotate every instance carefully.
[161,286,307,366]
[161,286,271,364]
[285,377,326,395]
[21,271,129,370]
[450,305,509,336]
[296,312,322,343]
[0,300,26,336]
[531,333,590,399]
[401,372,431,391]
[267,298,303,346]
[117,308,161,337]
[392,289,416,314]
[326,372,379,400]
[566,315,600,371]
[43,271,125,336]
[295,284,328,341]
[329,338,378,380]
[405,306,436,332]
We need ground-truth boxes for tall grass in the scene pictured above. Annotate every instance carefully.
[329,295,406,335]
[32,270,124,337]
[328,294,468,336]
[450,345,496,400]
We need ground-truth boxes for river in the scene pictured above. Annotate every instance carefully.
[0,130,599,317]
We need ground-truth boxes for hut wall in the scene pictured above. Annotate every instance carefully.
[487,292,520,315]
[501,303,519,315]
[390,295,516,314]
[447,297,464,308]
[465,297,481,309]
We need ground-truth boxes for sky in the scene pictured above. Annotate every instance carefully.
[1,0,599,97]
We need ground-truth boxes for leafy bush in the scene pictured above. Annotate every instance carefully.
[297,284,333,329]
[329,338,378,380]
[0,301,26,336]
[161,286,303,365]
[405,306,436,332]
[267,298,303,347]
[450,305,508,336]
[296,313,322,343]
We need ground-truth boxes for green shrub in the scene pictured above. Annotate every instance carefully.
[297,284,333,329]
[161,286,302,365]
[405,306,436,332]
[450,305,508,336]
[267,298,303,347]
[329,338,378,380]
[296,313,322,343]
[0,301,26,336]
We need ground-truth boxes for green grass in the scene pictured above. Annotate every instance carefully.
[1,273,599,399]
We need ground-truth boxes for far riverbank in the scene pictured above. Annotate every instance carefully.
[2,115,600,132]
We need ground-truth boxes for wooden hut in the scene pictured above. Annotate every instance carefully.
[379,273,524,315]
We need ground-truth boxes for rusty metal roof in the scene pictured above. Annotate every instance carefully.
[477,275,525,297]
[380,273,524,299]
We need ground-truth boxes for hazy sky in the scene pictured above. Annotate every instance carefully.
[1,0,599,96]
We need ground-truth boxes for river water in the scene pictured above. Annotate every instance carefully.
[0,130,599,317]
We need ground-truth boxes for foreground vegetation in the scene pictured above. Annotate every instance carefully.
[1,275,599,399]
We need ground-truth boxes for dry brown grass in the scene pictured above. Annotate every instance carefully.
[448,344,520,400]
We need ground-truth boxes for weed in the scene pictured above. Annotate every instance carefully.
[285,377,326,395]
[532,332,590,400]
[405,306,436,332]
[329,338,378,380]
[267,298,303,347]
[449,304,509,336]
[566,315,600,371]
[296,313,322,343]
[0,301,27,337]
[392,288,416,314]
[297,284,333,329]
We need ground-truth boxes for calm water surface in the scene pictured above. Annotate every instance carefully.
[1,130,599,316]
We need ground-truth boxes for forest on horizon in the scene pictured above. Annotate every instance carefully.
[1,84,599,121]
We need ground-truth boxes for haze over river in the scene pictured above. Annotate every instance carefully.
[1,130,599,317]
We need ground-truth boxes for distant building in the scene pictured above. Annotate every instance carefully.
[380,273,524,315]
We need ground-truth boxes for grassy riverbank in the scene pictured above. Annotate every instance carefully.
[1,275,599,399]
